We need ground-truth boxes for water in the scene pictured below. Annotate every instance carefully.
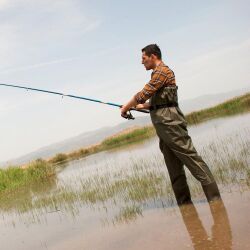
[0,113,249,250]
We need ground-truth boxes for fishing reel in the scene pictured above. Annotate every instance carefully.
[121,110,135,120]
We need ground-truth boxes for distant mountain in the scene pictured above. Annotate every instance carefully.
[1,87,249,167]
[1,117,151,167]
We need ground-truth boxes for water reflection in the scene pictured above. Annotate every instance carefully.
[0,178,58,228]
[179,200,232,250]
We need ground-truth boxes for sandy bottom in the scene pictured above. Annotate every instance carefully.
[49,190,250,250]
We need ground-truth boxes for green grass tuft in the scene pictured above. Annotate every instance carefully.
[0,159,55,194]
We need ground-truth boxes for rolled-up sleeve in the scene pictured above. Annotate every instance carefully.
[134,68,168,104]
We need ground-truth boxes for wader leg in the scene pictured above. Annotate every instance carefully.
[156,122,215,185]
[159,138,192,205]
[154,110,221,202]
[202,182,221,202]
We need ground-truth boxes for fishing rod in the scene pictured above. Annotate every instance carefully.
[0,83,149,119]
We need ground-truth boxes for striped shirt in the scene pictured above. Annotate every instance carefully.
[134,62,176,104]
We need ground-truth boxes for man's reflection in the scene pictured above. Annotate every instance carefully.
[179,200,232,249]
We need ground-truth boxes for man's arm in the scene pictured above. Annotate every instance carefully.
[120,66,169,117]
[120,98,150,119]
[135,102,150,110]
[134,67,168,104]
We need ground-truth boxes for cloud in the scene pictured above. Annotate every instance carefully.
[0,0,9,9]
[0,0,101,68]
[0,57,78,74]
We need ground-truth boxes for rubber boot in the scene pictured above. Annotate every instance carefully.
[173,184,192,206]
[202,182,221,202]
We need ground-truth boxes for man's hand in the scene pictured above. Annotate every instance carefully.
[120,105,130,119]
[120,96,138,119]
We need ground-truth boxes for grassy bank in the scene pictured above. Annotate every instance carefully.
[49,93,250,164]
[101,126,155,149]
[0,159,55,194]
[48,126,156,164]
[186,92,250,125]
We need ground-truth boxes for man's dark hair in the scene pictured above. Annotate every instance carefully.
[142,44,162,59]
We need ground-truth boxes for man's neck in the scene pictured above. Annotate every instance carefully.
[153,60,163,70]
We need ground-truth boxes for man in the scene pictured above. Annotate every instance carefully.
[120,44,221,205]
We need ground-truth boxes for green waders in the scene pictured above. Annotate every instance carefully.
[149,86,221,205]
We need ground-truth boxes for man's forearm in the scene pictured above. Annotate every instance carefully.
[138,102,150,109]
[122,96,138,112]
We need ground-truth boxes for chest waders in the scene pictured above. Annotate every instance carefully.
[149,85,221,205]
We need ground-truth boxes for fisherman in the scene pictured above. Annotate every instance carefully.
[120,44,221,205]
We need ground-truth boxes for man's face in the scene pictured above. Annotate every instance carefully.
[141,52,156,70]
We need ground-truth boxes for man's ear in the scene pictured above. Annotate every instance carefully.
[151,54,157,60]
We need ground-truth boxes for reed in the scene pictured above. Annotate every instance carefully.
[186,92,250,125]
[101,126,155,149]
[0,159,55,194]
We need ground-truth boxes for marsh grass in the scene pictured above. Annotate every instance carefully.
[48,126,156,164]
[198,129,250,188]
[49,153,68,164]
[186,92,250,125]
[101,126,155,149]
[114,205,143,223]
[0,159,56,194]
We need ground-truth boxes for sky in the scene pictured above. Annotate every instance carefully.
[0,0,249,162]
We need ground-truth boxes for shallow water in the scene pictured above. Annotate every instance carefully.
[50,191,250,250]
[0,113,250,250]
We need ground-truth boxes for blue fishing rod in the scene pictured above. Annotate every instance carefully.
[0,83,149,119]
